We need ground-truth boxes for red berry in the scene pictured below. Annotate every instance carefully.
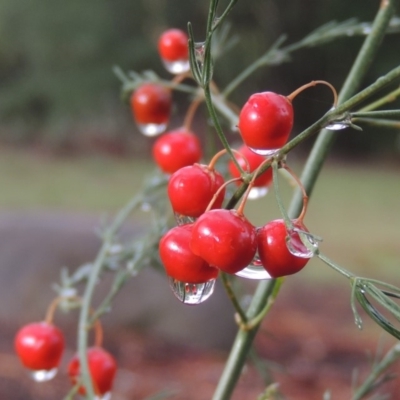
[168,164,225,217]
[228,145,273,187]
[158,29,189,62]
[191,209,257,274]
[130,83,171,125]
[159,224,219,283]
[238,92,293,153]
[68,346,117,396]
[152,129,202,174]
[14,322,64,371]
[257,219,310,277]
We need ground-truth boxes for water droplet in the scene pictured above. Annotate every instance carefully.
[95,393,112,400]
[361,24,371,35]
[354,315,363,330]
[141,202,152,212]
[194,42,206,64]
[162,59,190,74]
[30,368,58,382]
[235,253,272,280]
[137,122,168,137]
[174,213,196,226]
[108,244,123,255]
[286,228,317,258]
[168,278,215,304]
[212,17,222,29]
[325,111,352,131]
[249,147,279,156]
[247,186,269,200]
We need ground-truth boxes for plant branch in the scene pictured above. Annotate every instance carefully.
[352,342,400,400]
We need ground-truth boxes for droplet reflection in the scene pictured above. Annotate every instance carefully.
[137,122,167,137]
[30,368,58,382]
[169,278,215,304]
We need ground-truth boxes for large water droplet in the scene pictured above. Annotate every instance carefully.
[162,59,190,74]
[249,147,279,156]
[30,368,58,382]
[137,122,167,137]
[235,253,272,280]
[286,228,317,258]
[174,213,196,226]
[247,186,269,200]
[168,278,215,304]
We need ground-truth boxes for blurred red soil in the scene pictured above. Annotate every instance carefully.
[2,284,399,400]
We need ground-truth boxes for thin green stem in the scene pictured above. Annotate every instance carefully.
[359,85,400,111]
[353,117,400,129]
[220,272,248,323]
[77,195,142,398]
[351,110,400,118]
[317,252,354,279]
[212,279,277,400]
[288,0,398,216]
[352,343,400,400]
[203,85,244,173]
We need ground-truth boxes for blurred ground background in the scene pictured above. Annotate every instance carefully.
[0,0,400,399]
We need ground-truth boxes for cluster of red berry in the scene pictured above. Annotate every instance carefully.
[128,28,315,304]
[14,299,117,398]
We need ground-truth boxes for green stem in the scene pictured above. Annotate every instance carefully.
[352,342,400,400]
[213,1,398,399]
[212,279,277,400]
[288,0,398,216]
[77,195,142,398]
[220,272,248,323]
[351,110,400,118]
[353,117,400,129]
[317,252,354,279]
[359,85,400,111]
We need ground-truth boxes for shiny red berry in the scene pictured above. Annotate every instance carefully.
[228,145,273,187]
[238,92,293,153]
[257,219,310,277]
[191,209,257,274]
[68,346,117,396]
[159,224,219,283]
[152,129,202,174]
[130,83,171,125]
[14,322,65,371]
[158,29,189,62]
[168,164,225,217]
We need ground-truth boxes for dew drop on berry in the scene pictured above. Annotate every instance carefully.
[248,147,280,156]
[162,59,190,74]
[286,228,318,258]
[95,393,112,400]
[30,368,58,382]
[235,252,272,280]
[173,213,196,226]
[168,278,215,304]
[247,186,269,200]
[137,122,168,137]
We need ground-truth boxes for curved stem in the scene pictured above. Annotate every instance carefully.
[287,80,338,106]
[183,96,204,131]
